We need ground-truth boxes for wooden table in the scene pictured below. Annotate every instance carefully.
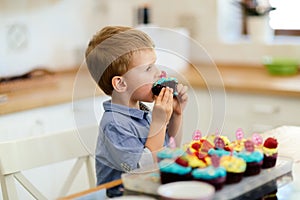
[59,179,122,200]
[59,126,300,200]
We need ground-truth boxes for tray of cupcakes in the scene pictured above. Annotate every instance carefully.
[122,128,293,200]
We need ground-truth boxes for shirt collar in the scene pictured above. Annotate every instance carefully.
[103,100,150,119]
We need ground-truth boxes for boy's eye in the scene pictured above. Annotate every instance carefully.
[146,65,153,71]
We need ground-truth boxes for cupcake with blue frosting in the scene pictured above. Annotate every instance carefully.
[159,157,192,184]
[237,140,264,176]
[156,137,185,162]
[152,72,178,97]
[192,155,226,190]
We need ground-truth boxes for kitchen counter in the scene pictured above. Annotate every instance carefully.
[1,63,300,115]
[180,62,300,97]
[0,67,103,115]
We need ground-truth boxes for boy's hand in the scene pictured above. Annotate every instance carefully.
[173,84,188,115]
[152,87,174,126]
[146,87,173,153]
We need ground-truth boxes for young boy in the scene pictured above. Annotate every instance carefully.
[85,26,188,197]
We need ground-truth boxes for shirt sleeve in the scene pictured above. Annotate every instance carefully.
[100,122,145,172]
[138,147,154,168]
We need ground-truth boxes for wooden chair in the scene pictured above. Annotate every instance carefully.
[0,126,97,200]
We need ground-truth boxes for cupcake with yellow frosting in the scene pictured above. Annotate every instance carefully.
[208,136,237,157]
[220,155,246,184]
[185,152,211,169]
[201,134,230,153]
[229,128,247,152]
[262,137,278,169]
[230,139,246,152]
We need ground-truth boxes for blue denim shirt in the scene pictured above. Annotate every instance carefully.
[96,100,169,187]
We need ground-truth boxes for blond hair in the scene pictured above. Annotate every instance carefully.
[85,26,154,95]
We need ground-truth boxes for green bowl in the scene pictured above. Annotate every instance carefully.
[263,57,299,75]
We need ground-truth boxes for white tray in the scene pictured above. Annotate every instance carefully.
[122,156,293,199]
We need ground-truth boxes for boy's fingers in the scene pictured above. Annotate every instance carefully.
[166,88,174,105]
[181,93,188,102]
[156,87,165,103]
[161,87,169,104]
[181,85,188,94]
[177,84,188,95]
[176,83,183,92]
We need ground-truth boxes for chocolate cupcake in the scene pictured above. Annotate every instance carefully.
[152,77,178,97]
[159,157,192,184]
[237,140,264,176]
[220,155,246,184]
[262,137,278,169]
[192,155,226,190]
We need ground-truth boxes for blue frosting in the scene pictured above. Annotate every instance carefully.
[159,159,192,175]
[153,77,178,96]
[192,166,226,180]
[238,151,263,163]
[154,77,178,85]
[208,148,237,157]
[157,148,185,159]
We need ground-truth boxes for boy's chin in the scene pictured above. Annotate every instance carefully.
[141,94,155,103]
[142,97,155,103]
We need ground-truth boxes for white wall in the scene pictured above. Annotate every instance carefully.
[151,0,300,64]
[1,0,300,78]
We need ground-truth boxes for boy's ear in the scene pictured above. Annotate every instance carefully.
[112,76,127,92]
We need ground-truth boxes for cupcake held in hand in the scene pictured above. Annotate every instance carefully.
[152,71,178,97]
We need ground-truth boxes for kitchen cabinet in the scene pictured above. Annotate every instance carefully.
[0,96,108,141]
[182,88,300,143]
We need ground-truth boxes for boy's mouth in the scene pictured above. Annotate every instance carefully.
[160,70,167,78]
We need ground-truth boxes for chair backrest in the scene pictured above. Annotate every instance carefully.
[0,126,97,200]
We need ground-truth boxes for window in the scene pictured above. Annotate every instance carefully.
[269,0,300,36]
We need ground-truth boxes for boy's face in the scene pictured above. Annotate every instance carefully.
[122,49,161,103]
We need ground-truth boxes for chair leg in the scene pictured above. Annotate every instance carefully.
[0,174,19,200]
[59,157,85,197]
[86,156,96,188]
[14,173,47,200]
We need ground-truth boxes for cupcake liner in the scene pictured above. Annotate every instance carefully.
[244,161,263,176]
[262,154,278,169]
[194,176,226,190]
[160,172,192,184]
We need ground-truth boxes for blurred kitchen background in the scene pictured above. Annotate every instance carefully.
[0,0,300,199]
[1,0,300,77]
